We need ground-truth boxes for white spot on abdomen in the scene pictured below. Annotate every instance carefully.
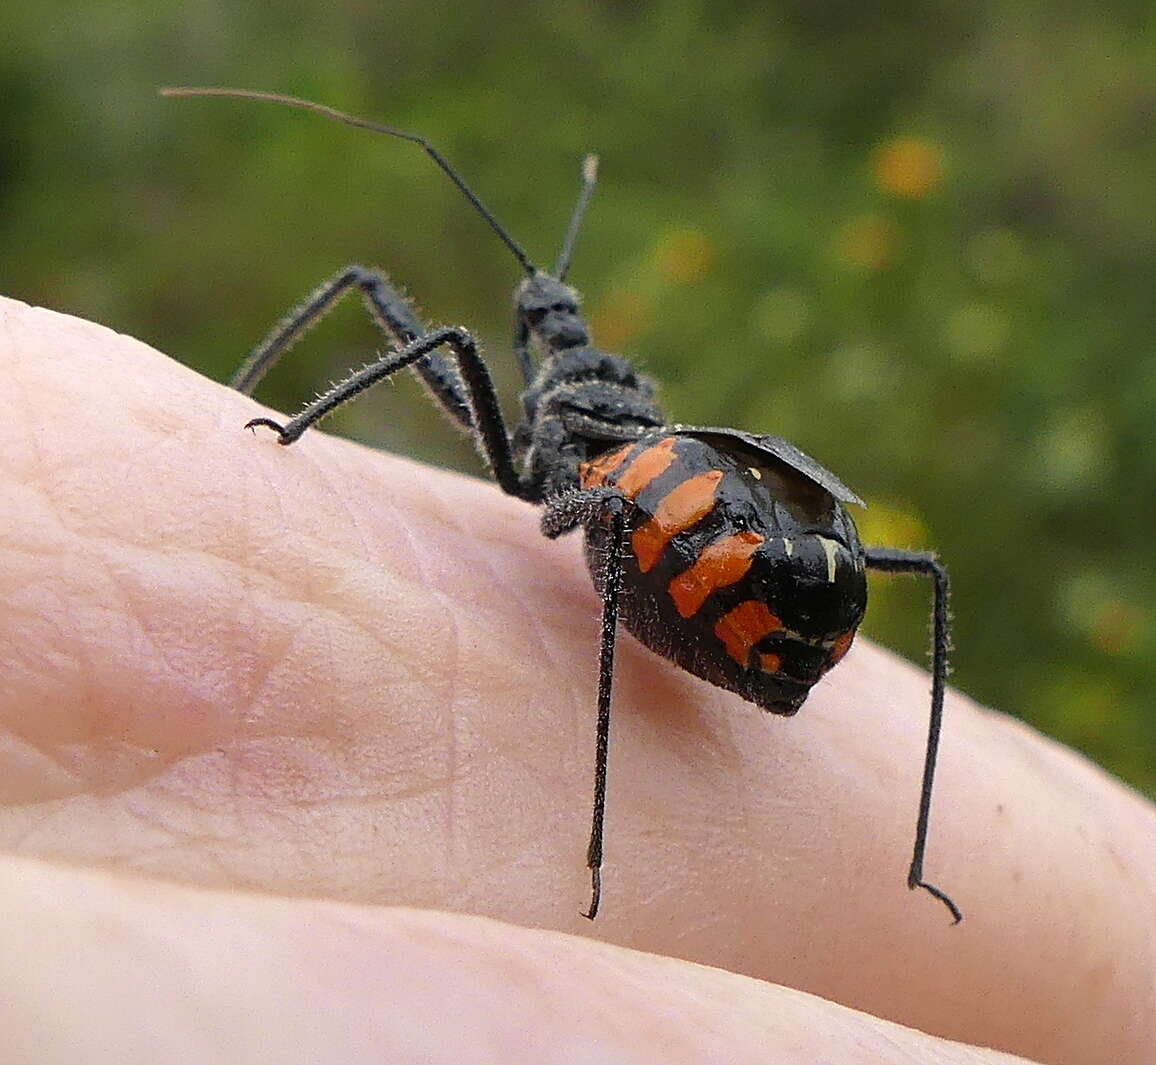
[816,536,840,582]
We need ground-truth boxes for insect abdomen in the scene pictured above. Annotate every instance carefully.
[580,431,867,713]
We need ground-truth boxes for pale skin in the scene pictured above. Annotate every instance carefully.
[0,294,1153,1065]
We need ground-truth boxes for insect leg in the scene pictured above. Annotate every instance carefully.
[864,547,962,923]
[231,265,472,430]
[248,326,522,498]
[542,487,629,920]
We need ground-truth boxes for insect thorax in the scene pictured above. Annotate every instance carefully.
[516,345,665,500]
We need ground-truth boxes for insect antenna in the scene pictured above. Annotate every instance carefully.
[554,154,599,281]
[160,87,539,277]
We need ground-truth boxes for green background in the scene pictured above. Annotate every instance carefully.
[2,1,1153,795]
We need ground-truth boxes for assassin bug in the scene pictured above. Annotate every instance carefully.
[163,87,962,924]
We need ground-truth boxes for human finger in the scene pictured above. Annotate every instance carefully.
[1,296,1152,1063]
[0,853,1042,1065]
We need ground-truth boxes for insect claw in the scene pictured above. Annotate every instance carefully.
[244,416,288,440]
[912,876,963,924]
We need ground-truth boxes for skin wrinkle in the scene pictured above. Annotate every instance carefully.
[221,726,252,869]
[462,506,590,753]
[534,609,598,791]
[434,475,546,646]
[204,733,333,802]
[125,788,239,862]
[226,771,460,810]
[219,753,348,892]
[232,535,452,727]
[0,619,95,795]
[443,597,461,873]
[237,436,295,572]
[503,515,599,741]
[7,548,436,874]
[0,522,73,560]
[301,444,431,648]
[388,476,473,869]
[0,731,84,803]
[251,568,386,681]
[1,495,103,748]
[91,548,186,708]
[386,504,460,867]
[85,824,226,867]
[308,438,379,562]
[3,417,360,778]
[420,477,596,873]
[229,455,301,722]
[4,801,71,855]
[134,757,249,820]
[231,611,299,731]
[2,311,56,507]
[439,836,543,916]
[14,794,159,870]
[87,541,360,758]
[126,766,370,892]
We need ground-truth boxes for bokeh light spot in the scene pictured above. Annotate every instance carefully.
[1057,571,1147,657]
[654,227,715,285]
[872,136,946,199]
[945,304,1008,363]
[1035,407,1112,493]
[750,285,813,345]
[966,228,1029,286]
[589,288,655,351]
[824,341,890,403]
[833,213,900,272]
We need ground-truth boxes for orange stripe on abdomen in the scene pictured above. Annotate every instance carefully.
[714,600,784,666]
[668,530,765,617]
[632,469,724,573]
[613,436,679,499]
[579,442,634,488]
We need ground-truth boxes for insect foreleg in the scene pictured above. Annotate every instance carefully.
[247,326,522,498]
[231,265,473,430]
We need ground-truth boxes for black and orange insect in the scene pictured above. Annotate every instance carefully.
[163,87,961,923]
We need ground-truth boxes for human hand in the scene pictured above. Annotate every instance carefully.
[1,295,1152,1064]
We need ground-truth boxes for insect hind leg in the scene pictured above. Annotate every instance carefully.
[864,546,961,923]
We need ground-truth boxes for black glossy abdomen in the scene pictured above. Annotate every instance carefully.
[580,430,867,713]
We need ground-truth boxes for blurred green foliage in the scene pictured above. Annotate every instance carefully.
[2,0,1153,795]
